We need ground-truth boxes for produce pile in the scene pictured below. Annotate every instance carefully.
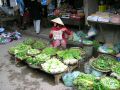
[73,73,120,90]
[26,54,50,66]
[42,47,58,56]
[23,38,35,45]
[91,54,117,72]
[35,54,50,63]
[8,43,31,55]
[73,73,96,90]
[112,63,120,76]
[41,58,68,74]
[27,49,40,56]
[9,40,85,74]
[8,38,120,87]
[26,56,38,65]
[32,40,48,49]
[57,48,85,65]
[100,77,120,90]
[15,51,28,60]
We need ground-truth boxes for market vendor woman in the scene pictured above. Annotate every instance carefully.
[49,18,73,48]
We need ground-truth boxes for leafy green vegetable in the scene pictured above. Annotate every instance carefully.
[112,63,120,76]
[42,47,57,56]
[23,38,35,45]
[9,44,31,54]
[41,58,68,74]
[32,40,47,49]
[35,54,50,63]
[57,48,83,60]
[27,49,40,55]
[69,48,82,60]
[26,56,36,65]
[73,73,95,90]
[92,55,117,71]
[15,51,28,60]
[100,77,120,90]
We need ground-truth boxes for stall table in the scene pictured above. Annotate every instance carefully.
[13,55,78,85]
[88,20,120,44]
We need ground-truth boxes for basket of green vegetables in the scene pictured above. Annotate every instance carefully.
[23,38,36,45]
[100,77,120,90]
[90,54,117,72]
[27,49,40,56]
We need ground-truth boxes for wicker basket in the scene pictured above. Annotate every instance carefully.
[89,58,111,73]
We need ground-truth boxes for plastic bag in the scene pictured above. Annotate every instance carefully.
[62,71,81,87]
[72,71,81,79]
[87,26,97,38]
[73,32,80,42]
[62,72,74,87]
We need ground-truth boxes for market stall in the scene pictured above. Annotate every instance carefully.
[8,38,86,84]
[6,0,120,89]
[86,0,120,45]
[8,35,120,89]
[48,0,85,30]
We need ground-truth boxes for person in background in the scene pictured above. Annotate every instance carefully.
[16,0,25,26]
[30,0,42,34]
[49,17,73,48]
[22,8,30,30]
[41,0,47,18]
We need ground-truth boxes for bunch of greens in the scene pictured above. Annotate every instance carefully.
[112,63,120,76]
[23,38,35,45]
[9,47,16,54]
[100,77,120,90]
[9,44,31,54]
[26,54,50,66]
[92,55,117,71]
[73,73,95,90]
[32,40,47,49]
[57,48,83,60]
[69,48,83,60]
[93,79,105,90]
[42,47,58,56]
[26,56,36,65]
[41,58,68,74]
[27,49,40,55]
[34,54,50,64]
[15,51,28,60]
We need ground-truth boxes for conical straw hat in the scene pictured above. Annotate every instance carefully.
[51,18,64,25]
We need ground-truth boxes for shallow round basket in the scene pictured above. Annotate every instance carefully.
[89,58,111,73]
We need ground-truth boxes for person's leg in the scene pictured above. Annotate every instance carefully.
[61,39,67,48]
[33,20,36,32]
[35,20,40,34]
[51,40,60,47]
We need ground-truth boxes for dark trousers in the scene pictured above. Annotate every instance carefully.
[41,5,48,18]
